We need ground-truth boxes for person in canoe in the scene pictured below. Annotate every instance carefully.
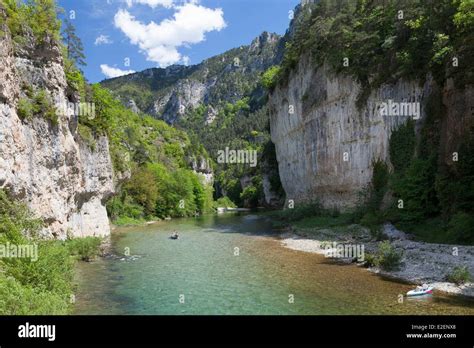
[170,231,179,240]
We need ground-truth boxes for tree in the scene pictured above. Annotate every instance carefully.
[61,18,86,68]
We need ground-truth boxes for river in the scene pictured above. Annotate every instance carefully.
[74,213,474,315]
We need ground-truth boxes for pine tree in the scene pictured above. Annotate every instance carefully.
[61,18,86,68]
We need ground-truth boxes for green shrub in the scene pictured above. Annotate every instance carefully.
[77,124,96,151]
[66,237,102,262]
[3,0,61,45]
[33,89,58,126]
[113,216,146,226]
[376,241,402,271]
[261,66,281,90]
[17,98,34,120]
[214,196,237,209]
[0,190,75,314]
[16,90,58,125]
[363,253,377,268]
[447,212,474,244]
[0,276,70,315]
[106,195,145,221]
[446,266,471,285]
[270,201,323,223]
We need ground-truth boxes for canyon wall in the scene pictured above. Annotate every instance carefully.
[269,55,435,209]
[0,20,114,238]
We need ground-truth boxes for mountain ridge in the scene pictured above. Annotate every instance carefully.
[101,31,283,124]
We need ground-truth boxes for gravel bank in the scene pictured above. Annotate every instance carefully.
[280,223,474,298]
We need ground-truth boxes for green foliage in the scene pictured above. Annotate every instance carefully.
[446,265,471,285]
[113,216,146,226]
[363,253,377,268]
[0,190,75,314]
[64,63,88,99]
[389,120,416,173]
[447,212,474,244]
[213,196,237,209]
[2,0,61,45]
[0,275,70,315]
[77,124,96,150]
[391,157,439,224]
[108,163,213,221]
[270,201,323,223]
[293,213,355,229]
[375,241,402,271]
[453,0,474,30]
[33,89,58,125]
[15,89,58,125]
[61,18,85,67]
[66,237,102,262]
[261,66,281,90]
[240,186,258,205]
[240,176,263,208]
[366,159,389,211]
[277,0,473,98]
[17,98,33,120]
[0,189,42,239]
[364,241,402,271]
[106,196,144,222]
[124,167,159,216]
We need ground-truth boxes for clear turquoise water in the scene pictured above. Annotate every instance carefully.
[74,214,474,315]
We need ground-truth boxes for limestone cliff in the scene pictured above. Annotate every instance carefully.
[0,15,114,238]
[269,54,472,209]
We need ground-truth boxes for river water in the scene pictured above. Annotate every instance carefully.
[74,213,474,315]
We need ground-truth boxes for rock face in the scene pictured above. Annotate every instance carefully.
[269,54,437,209]
[0,20,114,238]
[101,31,282,125]
[189,155,213,186]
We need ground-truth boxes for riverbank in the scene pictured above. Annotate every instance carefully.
[279,222,474,298]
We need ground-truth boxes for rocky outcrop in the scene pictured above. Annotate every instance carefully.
[190,155,213,186]
[0,18,114,238]
[160,79,207,124]
[101,32,282,125]
[269,55,439,209]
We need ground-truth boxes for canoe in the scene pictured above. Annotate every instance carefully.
[406,286,433,296]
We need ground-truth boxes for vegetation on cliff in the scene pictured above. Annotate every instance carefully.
[274,0,473,105]
[0,190,103,314]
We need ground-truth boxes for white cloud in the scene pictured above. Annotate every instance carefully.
[125,0,174,9]
[100,64,136,78]
[114,3,226,67]
[95,35,113,46]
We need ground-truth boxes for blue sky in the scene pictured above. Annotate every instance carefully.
[57,0,300,83]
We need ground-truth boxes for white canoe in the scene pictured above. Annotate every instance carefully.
[406,286,433,296]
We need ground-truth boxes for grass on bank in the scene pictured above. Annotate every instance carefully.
[0,190,102,315]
